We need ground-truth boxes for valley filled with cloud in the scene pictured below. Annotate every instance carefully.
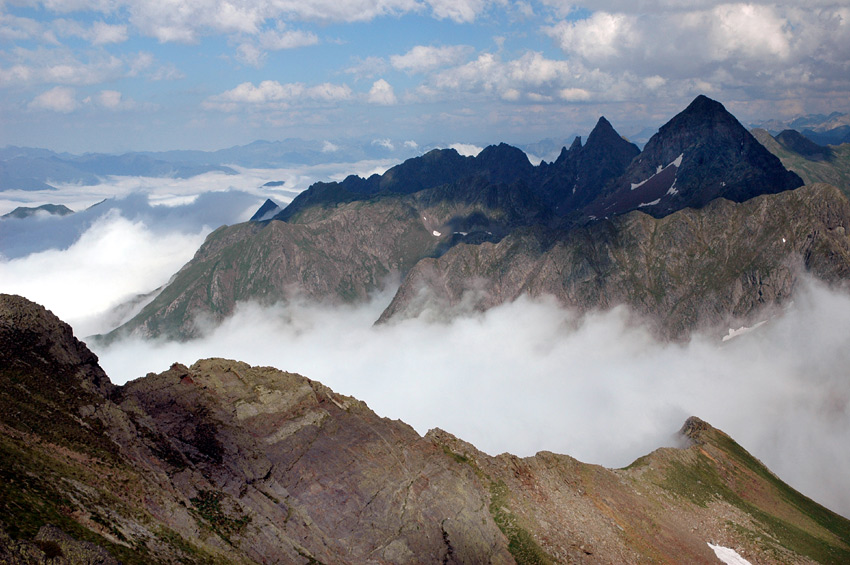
[3,169,849,519]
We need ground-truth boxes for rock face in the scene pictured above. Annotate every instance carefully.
[3,294,850,563]
[591,95,803,217]
[380,183,850,338]
[108,95,816,341]
[537,116,641,216]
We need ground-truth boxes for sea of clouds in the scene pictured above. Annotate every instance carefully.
[2,167,849,519]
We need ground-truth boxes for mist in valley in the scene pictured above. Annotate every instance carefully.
[2,171,849,520]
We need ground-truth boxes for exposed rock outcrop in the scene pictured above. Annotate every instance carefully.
[2,294,850,563]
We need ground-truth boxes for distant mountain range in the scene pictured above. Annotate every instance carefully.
[750,111,850,146]
[104,95,845,343]
[3,294,850,563]
[0,147,238,191]
[0,137,577,192]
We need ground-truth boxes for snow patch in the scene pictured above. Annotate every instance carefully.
[722,321,767,342]
[638,199,661,208]
[707,543,752,565]
[630,154,684,191]
[666,179,679,196]
[630,178,649,191]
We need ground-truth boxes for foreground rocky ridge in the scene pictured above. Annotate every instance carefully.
[3,294,850,563]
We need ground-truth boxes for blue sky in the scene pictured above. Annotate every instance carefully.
[2,1,849,152]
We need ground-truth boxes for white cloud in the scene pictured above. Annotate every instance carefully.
[28,85,78,112]
[259,26,319,50]
[92,278,850,519]
[235,42,266,67]
[344,56,389,79]
[0,210,209,336]
[86,89,138,110]
[90,21,129,44]
[371,138,395,151]
[367,78,397,105]
[0,47,126,86]
[448,142,482,156]
[543,4,849,83]
[429,51,587,102]
[390,44,473,73]
[426,0,488,23]
[204,80,353,110]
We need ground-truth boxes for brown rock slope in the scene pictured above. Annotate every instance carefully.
[381,183,850,338]
[2,294,850,563]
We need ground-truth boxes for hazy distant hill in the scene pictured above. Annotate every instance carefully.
[4,293,850,563]
[0,146,236,191]
[753,128,850,195]
[751,111,850,146]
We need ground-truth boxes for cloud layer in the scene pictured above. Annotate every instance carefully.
[89,276,850,519]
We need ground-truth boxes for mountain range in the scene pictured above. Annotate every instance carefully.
[104,95,830,342]
[750,112,850,146]
[3,294,850,563]
[0,147,237,191]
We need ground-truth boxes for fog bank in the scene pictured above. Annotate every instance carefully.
[94,279,850,518]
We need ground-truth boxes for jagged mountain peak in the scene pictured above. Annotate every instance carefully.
[586,115,620,145]
[594,94,803,217]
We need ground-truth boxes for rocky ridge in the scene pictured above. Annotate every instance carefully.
[3,294,850,563]
[106,95,811,341]
[379,183,850,337]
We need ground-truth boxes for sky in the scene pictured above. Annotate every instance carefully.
[2,1,850,153]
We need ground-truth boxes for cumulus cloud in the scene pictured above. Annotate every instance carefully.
[367,78,397,105]
[543,4,850,86]
[448,142,483,156]
[204,80,353,110]
[28,85,77,112]
[82,89,140,110]
[425,0,488,23]
[236,25,320,67]
[390,44,473,73]
[429,51,593,102]
[0,211,209,336]
[91,278,850,518]
[0,46,128,87]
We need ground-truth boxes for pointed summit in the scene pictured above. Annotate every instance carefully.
[539,116,639,214]
[591,95,803,217]
[586,116,621,147]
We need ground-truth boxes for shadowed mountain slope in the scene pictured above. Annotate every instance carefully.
[3,294,850,563]
[380,183,850,338]
[107,96,815,342]
[590,95,802,217]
